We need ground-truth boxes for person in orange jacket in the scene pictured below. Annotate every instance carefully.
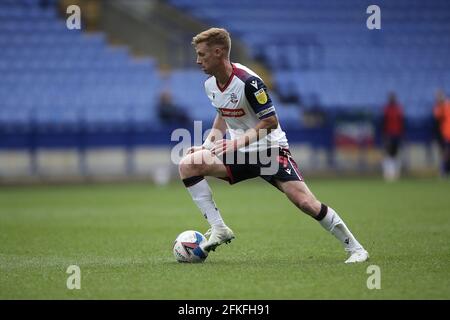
[433,90,450,177]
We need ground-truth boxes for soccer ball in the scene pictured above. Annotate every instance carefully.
[173,230,208,263]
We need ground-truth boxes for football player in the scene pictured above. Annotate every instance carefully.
[179,28,369,263]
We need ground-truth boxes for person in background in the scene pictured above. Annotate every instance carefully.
[433,90,450,178]
[157,91,190,126]
[382,92,404,181]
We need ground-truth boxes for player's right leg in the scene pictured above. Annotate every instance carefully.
[178,149,235,253]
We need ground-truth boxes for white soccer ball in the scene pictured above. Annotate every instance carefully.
[173,230,208,263]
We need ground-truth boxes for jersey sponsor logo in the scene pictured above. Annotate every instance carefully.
[285,168,291,175]
[219,108,246,117]
[250,80,258,89]
[254,88,268,104]
[230,93,238,104]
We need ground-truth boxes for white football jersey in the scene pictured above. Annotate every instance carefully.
[204,63,289,152]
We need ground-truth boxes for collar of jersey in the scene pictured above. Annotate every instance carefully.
[216,63,235,92]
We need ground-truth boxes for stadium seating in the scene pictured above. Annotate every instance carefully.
[168,0,450,119]
[0,0,159,131]
[1,0,449,144]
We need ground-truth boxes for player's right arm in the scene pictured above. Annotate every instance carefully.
[186,113,227,154]
[206,113,227,144]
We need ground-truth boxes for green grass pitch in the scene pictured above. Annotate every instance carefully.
[0,178,449,299]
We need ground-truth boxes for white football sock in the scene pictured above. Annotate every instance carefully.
[319,206,363,252]
[186,179,225,228]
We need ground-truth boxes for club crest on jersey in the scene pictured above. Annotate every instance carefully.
[254,88,268,104]
[230,93,238,104]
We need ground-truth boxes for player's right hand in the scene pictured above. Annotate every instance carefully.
[185,146,204,155]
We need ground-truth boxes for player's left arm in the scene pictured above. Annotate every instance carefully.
[211,77,278,156]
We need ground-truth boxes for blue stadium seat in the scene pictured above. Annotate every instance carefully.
[170,0,450,116]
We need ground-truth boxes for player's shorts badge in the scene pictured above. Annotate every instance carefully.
[254,88,268,104]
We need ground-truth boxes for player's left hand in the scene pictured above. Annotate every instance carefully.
[210,139,238,157]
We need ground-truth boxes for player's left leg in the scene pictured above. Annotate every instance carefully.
[275,179,369,263]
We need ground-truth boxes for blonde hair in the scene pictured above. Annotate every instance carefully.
[192,28,231,57]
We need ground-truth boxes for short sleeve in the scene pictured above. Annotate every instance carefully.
[244,77,276,119]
